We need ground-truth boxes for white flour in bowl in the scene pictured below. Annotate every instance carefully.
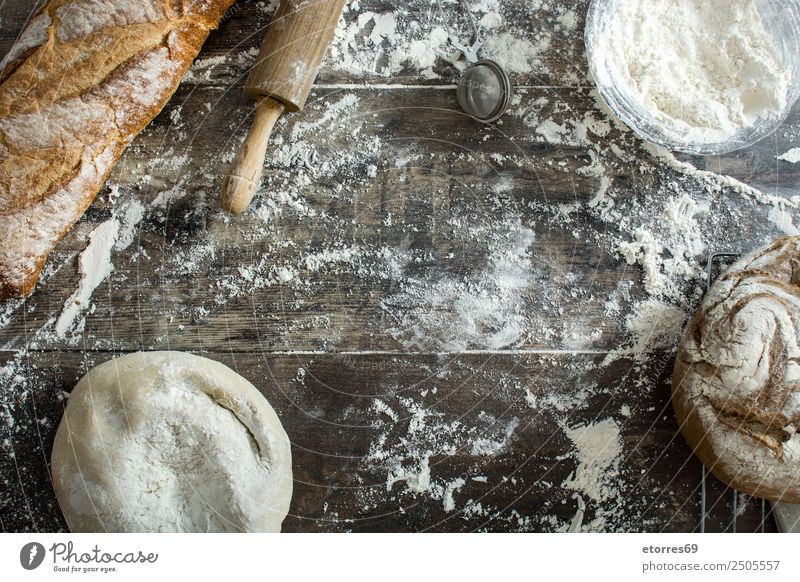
[595,0,790,145]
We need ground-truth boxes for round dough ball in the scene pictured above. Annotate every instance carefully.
[52,351,293,532]
[673,236,800,502]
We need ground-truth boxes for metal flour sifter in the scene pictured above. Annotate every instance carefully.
[436,0,512,123]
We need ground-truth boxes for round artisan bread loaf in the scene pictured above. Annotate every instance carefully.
[673,236,800,502]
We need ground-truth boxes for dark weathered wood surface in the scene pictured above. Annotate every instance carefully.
[1,0,796,532]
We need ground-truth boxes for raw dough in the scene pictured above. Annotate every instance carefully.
[52,351,293,532]
[673,237,800,502]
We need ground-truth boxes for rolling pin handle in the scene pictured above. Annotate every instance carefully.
[220,97,286,214]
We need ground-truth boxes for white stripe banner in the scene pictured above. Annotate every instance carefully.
[0,533,796,581]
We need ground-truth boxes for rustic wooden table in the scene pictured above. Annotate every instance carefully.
[2,0,798,533]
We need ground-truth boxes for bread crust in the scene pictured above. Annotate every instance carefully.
[673,236,800,502]
[0,0,236,299]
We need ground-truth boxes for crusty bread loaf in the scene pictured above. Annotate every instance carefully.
[673,236,800,502]
[0,0,236,299]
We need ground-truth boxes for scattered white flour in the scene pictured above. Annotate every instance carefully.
[381,220,535,351]
[604,300,689,366]
[54,220,119,338]
[778,147,800,164]
[441,477,466,512]
[561,495,586,532]
[563,418,622,503]
[328,6,451,79]
[482,31,551,75]
[561,418,626,531]
[327,0,560,80]
[364,397,519,513]
[593,0,791,145]
[470,417,519,456]
[617,193,706,301]
[768,206,800,235]
[113,198,145,251]
[643,143,800,235]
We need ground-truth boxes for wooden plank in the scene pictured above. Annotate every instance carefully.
[0,349,723,533]
[1,85,796,353]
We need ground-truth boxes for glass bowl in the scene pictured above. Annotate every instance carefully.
[585,0,800,155]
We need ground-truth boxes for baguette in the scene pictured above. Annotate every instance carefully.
[0,0,236,299]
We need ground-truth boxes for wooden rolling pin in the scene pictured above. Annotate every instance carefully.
[220,0,347,214]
